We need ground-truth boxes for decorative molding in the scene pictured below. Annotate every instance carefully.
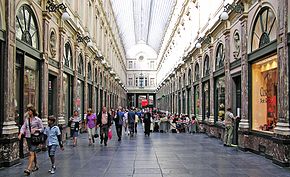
[230,58,241,70]
[248,40,277,62]
[48,58,59,68]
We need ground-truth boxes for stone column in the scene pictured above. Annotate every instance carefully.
[224,29,232,111]
[208,45,215,123]
[41,12,52,127]
[84,53,89,111]
[73,42,79,113]
[272,0,290,167]
[57,27,65,126]
[0,0,19,167]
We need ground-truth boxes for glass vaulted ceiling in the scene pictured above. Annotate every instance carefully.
[110,0,176,56]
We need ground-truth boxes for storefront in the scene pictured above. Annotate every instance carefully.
[63,42,74,123]
[77,54,85,119]
[15,4,41,157]
[249,6,277,133]
[87,62,93,109]
[202,55,210,121]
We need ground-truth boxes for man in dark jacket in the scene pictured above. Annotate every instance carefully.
[97,106,111,146]
[127,107,136,137]
[114,106,124,141]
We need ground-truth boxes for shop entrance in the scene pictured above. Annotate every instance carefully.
[232,76,241,145]
[48,74,57,117]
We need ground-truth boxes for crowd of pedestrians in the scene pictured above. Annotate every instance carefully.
[17,102,238,176]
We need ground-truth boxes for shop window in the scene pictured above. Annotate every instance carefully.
[16,5,39,49]
[88,62,92,80]
[215,43,224,70]
[194,85,200,116]
[188,69,192,85]
[203,55,210,77]
[203,82,210,121]
[195,63,200,81]
[76,80,84,119]
[78,54,84,75]
[251,7,277,52]
[215,77,225,122]
[95,68,98,83]
[252,55,277,132]
[64,42,73,68]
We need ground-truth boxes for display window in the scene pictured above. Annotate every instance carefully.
[76,80,84,119]
[252,55,277,132]
[215,76,225,122]
[24,56,39,111]
[194,85,200,116]
[203,82,210,121]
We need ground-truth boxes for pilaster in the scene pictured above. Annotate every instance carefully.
[0,0,19,167]
[224,29,232,109]
[209,45,214,124]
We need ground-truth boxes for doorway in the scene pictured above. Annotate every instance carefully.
[48,74,57,117]
[232,76,241,145]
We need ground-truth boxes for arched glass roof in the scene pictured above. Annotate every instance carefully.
[110,0,176,57]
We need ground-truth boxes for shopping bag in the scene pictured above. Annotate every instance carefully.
[108,129,112,140]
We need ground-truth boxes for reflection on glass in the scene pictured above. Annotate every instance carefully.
[215,77,225,122]
[194,85,200,116]
[252,55,277,132]
[63,73,69,121]
[203,82,209,120]
[24,57,39,112]
[76,80,84,119]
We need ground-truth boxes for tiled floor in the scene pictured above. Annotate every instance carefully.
[1,125,290,177]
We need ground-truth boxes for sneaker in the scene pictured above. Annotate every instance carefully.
[50,166,56,174]
[48,166,56,174]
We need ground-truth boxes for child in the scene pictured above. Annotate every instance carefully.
[44,116,64,174]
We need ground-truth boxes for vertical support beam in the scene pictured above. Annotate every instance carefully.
[0,0,19,167]
[209,45,214,123]
[198,55,203,122]
[224,29,232,111]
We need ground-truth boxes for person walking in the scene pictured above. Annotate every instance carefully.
[97,106,112,146]
[69,110,81,146]
[44,116,64,174]
[85,108,96,146]
[114,106,124,141]
[223,108,237,147]
[143,109,152,136]
[127,108,136,137]
[18,105,44,176]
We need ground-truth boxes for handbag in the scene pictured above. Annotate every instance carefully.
[108,129,112,140]
[28,119,45,145]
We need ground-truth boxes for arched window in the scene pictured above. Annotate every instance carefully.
[203,55,210,77]
[78,54,84,75]
[64,42,72,68]
[215,43,224,70]
[16,5,39,49]
[188,69,192,85]
[195,63,200,81]
[251,7,277,51]
[88,62,92,80]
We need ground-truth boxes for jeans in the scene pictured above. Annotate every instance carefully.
[115,125,122,139]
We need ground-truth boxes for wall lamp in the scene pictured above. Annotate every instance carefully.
[46,0,70,20]
[195,35,212,49]
[220,2,244,21]
[77,33,93,47]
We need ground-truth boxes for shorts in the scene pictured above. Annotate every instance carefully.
[26,138,38,152]
[48,145,57,157]
[73,131,79,137]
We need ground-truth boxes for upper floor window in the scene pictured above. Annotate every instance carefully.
[78,54,84,75]
[195,63,200,81]
[215,43,225,70]
[135,77,138,86]
[203,55,210,77]
[64,42,72,68]
[150,61,154,69]
[128,61,133,69]
[16,5,39,49]
[100,73,103,86]
[150,78,155,86]
[145,77,148,87]
[128,77,133,86]
[183,73,186,87]
[251,7,277,52]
